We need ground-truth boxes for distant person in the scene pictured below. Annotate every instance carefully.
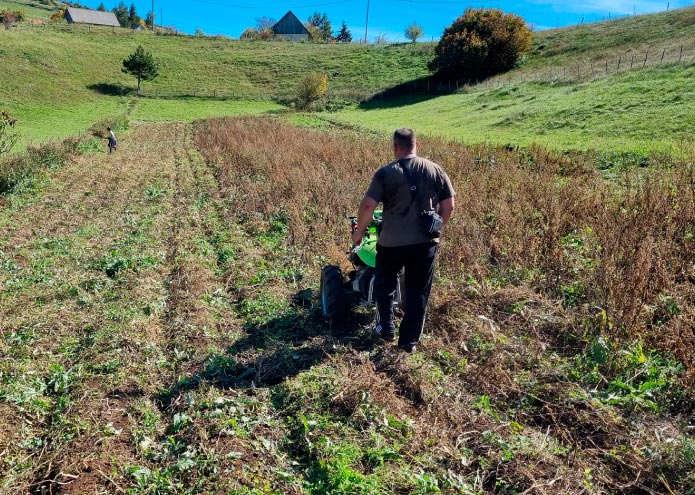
[107,127,117,154]
[352,128,455,353]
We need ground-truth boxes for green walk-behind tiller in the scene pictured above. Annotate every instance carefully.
[320,211,404,325]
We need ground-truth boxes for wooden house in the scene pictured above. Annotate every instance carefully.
[65,7,121,27]
[272,11,310,41]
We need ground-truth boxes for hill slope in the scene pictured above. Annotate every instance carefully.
[324,6,695,152]
[2,3,695,150]
[0,21,432,146]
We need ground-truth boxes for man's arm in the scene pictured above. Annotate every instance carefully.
[351,196,379,245]
[439,197,454,225]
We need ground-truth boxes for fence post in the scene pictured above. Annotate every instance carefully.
[661,48,666,63]
[630,54,634,68]
[679,46,683,62]
[617,55,621,71]
[643,50,648,67]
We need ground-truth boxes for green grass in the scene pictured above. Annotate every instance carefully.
[0,21,432,145]
[12,99,128,148]
[326,63,695,151]
[3,2,695,151]
[0,0,57,20]
[530,6,695,69]
[130,98,283,123]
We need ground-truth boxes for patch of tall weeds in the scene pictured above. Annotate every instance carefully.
[0,141,72,194]
[193,116,695,387]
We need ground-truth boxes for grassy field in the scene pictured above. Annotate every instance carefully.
[1,116,694,494]
[326,63,695,151]
[0,0,55,20]
[318,6,695,152]
[3,4,695,150]
[0,21,431,146]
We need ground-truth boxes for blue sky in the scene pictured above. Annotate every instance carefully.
[86,0,692,38]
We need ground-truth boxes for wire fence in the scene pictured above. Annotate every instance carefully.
[395,43,695,95]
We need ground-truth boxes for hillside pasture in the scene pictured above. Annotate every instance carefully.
[327,63,695,152]
[0,23,432,146]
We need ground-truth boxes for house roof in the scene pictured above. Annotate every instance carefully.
[66,7,121,27]
[272,10,310,36]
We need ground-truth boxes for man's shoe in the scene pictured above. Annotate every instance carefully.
[372,325,395,342]
[397,344,416,353]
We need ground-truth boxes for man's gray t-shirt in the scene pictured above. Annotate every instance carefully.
[366,156,455,247]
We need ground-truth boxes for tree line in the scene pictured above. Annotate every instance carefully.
[240,12,425,44]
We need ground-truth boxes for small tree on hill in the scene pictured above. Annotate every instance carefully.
[296,72,329,109]
[429,8,532,80]
[307,12,332,41]
[97,2,106,11]
[0,111,18,156]
[255,16,275,31]
[122,45,158,94]
[405,22,423,43]
[128,3,141,28]
[334,21,352,43]
[112,1,128,27]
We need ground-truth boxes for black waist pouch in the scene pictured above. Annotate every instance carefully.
[421,210,443,238]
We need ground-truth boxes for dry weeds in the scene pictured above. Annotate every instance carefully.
[193,116,695,493]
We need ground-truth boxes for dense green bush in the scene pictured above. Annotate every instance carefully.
[429,8,532,81]
[296,72,329,109]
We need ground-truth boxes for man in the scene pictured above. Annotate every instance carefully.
[107,127,117,154]
[352,128,455,353]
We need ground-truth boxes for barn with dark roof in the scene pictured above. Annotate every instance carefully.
[272,11,310,41]
[65,7,121,27]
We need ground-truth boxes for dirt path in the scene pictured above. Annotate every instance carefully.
[0,123,240,493]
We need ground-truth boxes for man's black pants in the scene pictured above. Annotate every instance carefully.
[373,242,438,348]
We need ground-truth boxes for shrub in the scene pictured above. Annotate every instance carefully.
[0,141,71,194]
[49,7,66,22]
[405,22,423,43]
[296,72,329,109]
[89,115,129,139]
[1,9,24,28]
[0,111,18,156]
[428,8,532,80]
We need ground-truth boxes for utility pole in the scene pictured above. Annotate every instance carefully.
[364,0,370,44]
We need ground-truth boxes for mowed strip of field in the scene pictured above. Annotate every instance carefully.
[0,122,292,493]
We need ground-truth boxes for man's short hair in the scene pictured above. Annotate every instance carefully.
[393,128,416,150]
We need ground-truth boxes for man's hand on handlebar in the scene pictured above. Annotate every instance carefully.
[351,229,364,247]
